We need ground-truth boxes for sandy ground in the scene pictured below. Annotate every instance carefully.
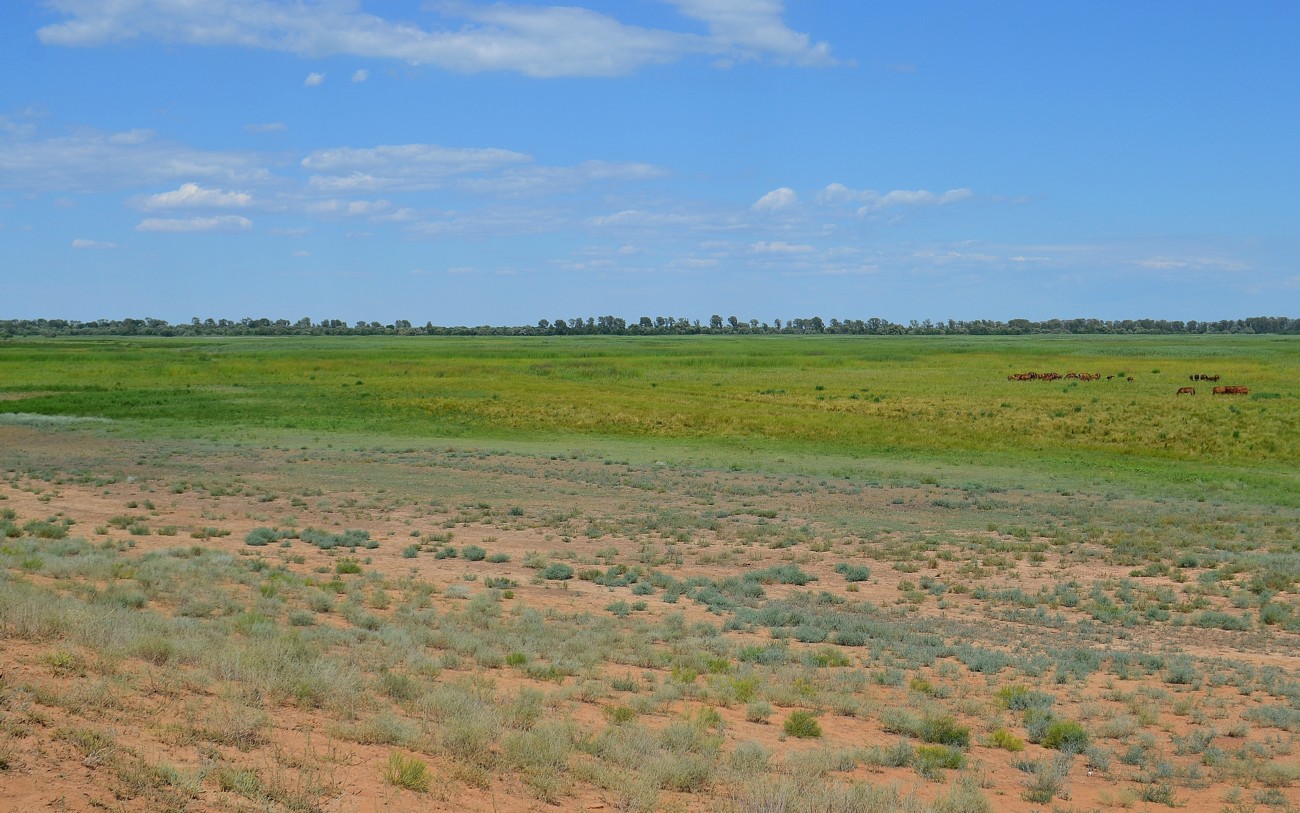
[0,424,1296,812]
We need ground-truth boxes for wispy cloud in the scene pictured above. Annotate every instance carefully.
[136,215,252,232]
[244,122,286,133]
[141,182,252,209]
[817,183,974,213]
[304,72,325,86]
[71,238,117,249]
[0,127,270,193]
[751,240,813,253]
[302,143,531,192]
[351,69,369,83]
[37,0,837,78]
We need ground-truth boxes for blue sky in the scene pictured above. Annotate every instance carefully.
[2,1,1297,324]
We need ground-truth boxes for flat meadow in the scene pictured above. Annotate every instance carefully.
[0,334,1296,812]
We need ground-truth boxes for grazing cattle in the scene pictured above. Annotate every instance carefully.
[1212,386,1248,395]
[1126,377,1134,382]
[1177,387,1195,395]
[1106,375,1114,380]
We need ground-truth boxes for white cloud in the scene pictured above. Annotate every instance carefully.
[292,250,310,257]
[456,160,666,196]
[667,0,836,67]
[751,240,813,253]
[136,215,252,232]
[346,199,388,216]
[0,127,270,193]
[244,122,286,133]
[142,182,252,209]
[590,209,702,227]
[71,238,116,249]
[1136,255,1249,273]
[352,69,369,83]
[751,187,798,212]
[37,0,836,78]
[816,183,974,213]
[302,143,531,191]
[304,72,325,86]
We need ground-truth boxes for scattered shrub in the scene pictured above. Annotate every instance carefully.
[834,563,872,582]
[783,710,822,739]
[384,751,431,792]
[920,715,970,748]
[541,563,574,581]
[1042,720,1089,753]
[988,728,1025,751]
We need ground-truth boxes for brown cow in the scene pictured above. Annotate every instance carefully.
[1177,387,1195,395]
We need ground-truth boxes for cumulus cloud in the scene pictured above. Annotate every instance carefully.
[751,187,798,212]
[71,238,116,249]
[304,72,325,86]
[136,215,252,232]
[142,182,252,209]
[37,0,836,78]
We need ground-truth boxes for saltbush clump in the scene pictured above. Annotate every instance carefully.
[834,563,872,582]
[541,563,574,580]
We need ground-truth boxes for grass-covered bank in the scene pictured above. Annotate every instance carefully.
[2,334,1296,487]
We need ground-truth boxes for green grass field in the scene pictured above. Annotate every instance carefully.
[2,334,1297,502]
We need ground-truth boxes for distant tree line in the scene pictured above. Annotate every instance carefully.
[2,315,1298,338]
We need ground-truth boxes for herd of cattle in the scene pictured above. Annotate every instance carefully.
[1007,371,1108,381]
[1008,370,1248,396]
[1178,385,1249,396]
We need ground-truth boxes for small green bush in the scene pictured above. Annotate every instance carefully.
[384,751,431,792]
[462,545,487,561]
[987,728,1025,751]
[541,563,574,580]
[244,527,287,546]
[920,715,970,748]
[996,685,1055,711]
[336,558,362,574]
[834,562,872,582]
[1042,720,1089,752]
[914,744,965,778]
[783,710,822,739]
[745,701,773,723]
